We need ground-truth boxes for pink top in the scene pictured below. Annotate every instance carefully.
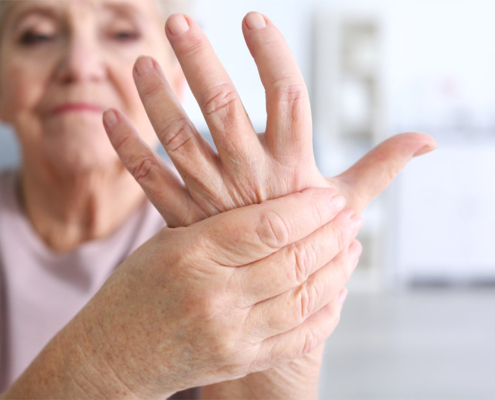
[0,170,200,399]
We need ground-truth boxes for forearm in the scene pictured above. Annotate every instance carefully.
[0,313,162,400]
[201,344,325,400]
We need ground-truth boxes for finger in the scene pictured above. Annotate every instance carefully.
[231,209,363,307]
[246,240,361,339]
[242,12,313,160]
[197,187,346,267]
[132,56,221,191]
[333,132,437,213]
[103,108,200,226]
[165,14,262,166]
[252,287,348,371]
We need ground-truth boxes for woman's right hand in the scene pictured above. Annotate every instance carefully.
[32,187,359,400]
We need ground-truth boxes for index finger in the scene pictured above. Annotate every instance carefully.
[196,187,346,267]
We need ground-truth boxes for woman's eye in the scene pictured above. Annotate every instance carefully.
[19,31,54,46]
[113,31,140,42]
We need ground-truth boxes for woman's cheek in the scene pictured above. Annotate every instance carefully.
[1,57,50,117]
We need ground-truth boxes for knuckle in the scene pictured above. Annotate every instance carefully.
[176,33,205,58]
[113,132,131,153]
[218,362,249,379]
[290,241,316,285]
[202,84,240,132]
[335,252,352,283]
[271,79,309,127]
[295,283,317,322]
[272,79,308,105]
[312,199,327,227]
[193,306,237,359]
[333,223,348,253]
[140,76,164,98]
[203,84,238,116]
[212,335,237,360]
[132,157,157,184]
[159,118,195,153]
[208,325,252,374]
[251,35,279,54]
[256,210,291,249]
[300,329,319,358]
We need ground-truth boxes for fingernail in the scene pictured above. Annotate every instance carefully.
[103,109,117,129]
[333,194,347,211]
[135,56,153,77]
[245,12,267,30]
[168,14,190,35]
[338,288,349,305]
[413,144,436,157]
[349,240,363,261]
[350,213,364,236]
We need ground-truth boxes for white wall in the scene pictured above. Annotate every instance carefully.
[190,0,495,134]
[2,1,495,282]
[0,0,310,166]
[4,0,495,156]
[184,0,311,134]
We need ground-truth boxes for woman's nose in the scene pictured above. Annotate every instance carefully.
[55,33,107,84]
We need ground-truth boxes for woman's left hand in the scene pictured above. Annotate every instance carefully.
[103,13,435,227]
[103,12,435,399]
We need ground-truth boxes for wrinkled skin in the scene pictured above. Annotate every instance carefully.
[103,12,436,399]
[82,188,361,398]
[3,188,362,399]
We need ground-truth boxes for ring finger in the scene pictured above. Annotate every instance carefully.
[245,239,362,340]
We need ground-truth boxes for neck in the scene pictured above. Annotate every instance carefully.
[19,161,147,253]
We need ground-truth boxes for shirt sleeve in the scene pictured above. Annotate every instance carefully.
[0,261,8,392]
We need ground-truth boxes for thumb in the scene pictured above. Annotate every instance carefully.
[331,132,436,213]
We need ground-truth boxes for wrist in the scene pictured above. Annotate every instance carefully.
[2,304,174,400]
[63,313,142,398]
[1,314,141,399]
[72,299,177,400]
[201,344,325,400]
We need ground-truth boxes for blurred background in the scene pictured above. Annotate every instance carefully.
[1,0,494,398]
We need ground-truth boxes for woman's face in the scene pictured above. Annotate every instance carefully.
[0,0,183,175]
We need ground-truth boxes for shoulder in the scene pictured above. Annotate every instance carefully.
[0,171,12,388]
[0,168,17,187]
[0,169,16,186]
[0,169,19,210]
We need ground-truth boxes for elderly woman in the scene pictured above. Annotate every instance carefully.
[0,0,435,398]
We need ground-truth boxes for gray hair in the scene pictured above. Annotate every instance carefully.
[0,0,191,30]
[155,0,191,17]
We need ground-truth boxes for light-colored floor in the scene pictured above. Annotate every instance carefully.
[319,289,495,400]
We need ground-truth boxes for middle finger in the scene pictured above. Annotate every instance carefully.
[165,14,262,166]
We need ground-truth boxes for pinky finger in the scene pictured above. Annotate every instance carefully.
[103,108,197,227]
[252,288,348,372]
